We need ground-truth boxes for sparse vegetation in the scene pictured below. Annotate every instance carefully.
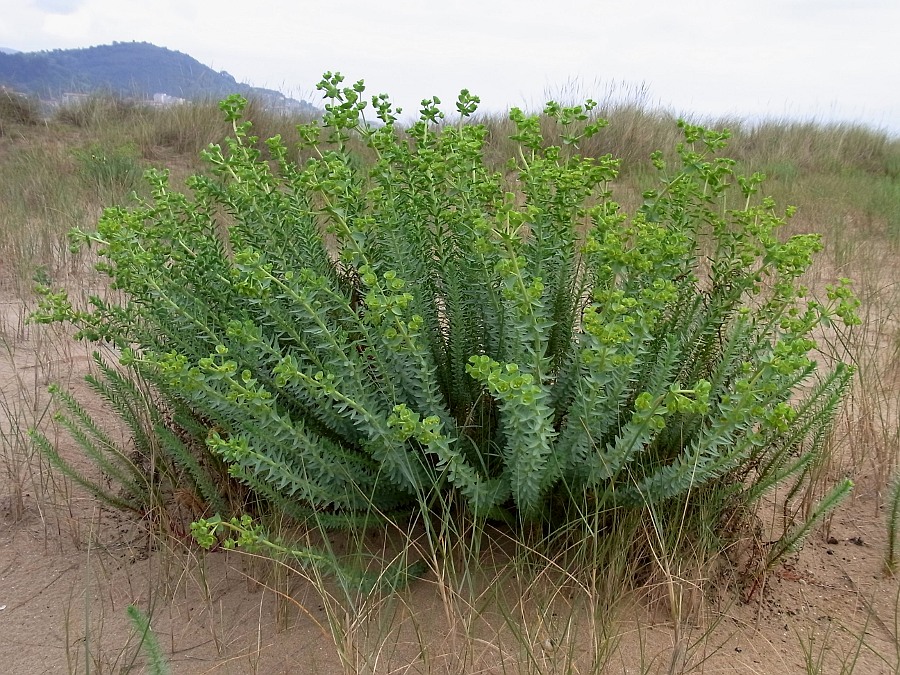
[0,89,40,133]
[0,76,898,673]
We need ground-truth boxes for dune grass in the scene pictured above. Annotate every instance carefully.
[0,90,898,674]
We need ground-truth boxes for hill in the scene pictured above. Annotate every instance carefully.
[0,41,315,112]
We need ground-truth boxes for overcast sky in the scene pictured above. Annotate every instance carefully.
[3,0,899,134]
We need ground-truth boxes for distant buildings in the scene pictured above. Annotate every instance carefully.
[2,87,315,119]
[151,92,185,107]
[61,92,90,106]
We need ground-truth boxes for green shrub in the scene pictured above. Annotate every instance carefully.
[34,73,859,583]
[30,352,234,529]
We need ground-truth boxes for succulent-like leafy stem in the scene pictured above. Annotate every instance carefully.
[33,75,858,583]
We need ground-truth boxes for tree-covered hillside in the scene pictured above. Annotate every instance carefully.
[0,41,315,111]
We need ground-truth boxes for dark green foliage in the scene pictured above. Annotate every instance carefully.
[30,352,232,524]
[766,477,853,568]
[126,605,170,675]
[191,513,425,595]
[34,74,859,574]
[886,470,900,574]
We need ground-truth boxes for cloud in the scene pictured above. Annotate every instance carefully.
[30,0,84,14]
[42,8,92,42]
[1,0,896,132]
